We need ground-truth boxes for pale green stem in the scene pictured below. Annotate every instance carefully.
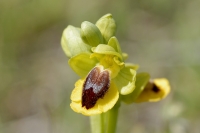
[90,102,120,133]
[90,114,104,133]
[106,106,119,133]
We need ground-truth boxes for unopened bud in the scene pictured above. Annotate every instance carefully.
[96,14,117,43]
[81,21,103,47]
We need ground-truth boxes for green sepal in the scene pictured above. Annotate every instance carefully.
[96,14,116,43]
[113,65,136,95]
[121,72,150,104]
[91,44,122,60]
[61,25,92,58]
[68,53,98,78]
[81,21,103,47]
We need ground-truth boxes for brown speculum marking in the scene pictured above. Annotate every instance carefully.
[82,67,110,109]
[152,84,160,93]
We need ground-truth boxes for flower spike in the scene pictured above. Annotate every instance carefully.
[61,14,171,117]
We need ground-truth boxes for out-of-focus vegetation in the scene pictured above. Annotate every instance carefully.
[0,0,200,133]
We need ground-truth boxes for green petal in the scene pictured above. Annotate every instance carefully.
[125,63,139,70]
[121,73,150,104]
[81,21,103,47]
[113,65,136,95]
[91,44,122,60]
[61,25,92,58]
[96,14,116,43]
[68,53,98,77]
[108,37,122,56]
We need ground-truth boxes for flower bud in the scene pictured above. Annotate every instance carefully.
[61,25,91,58]
[96,14,117,43]
[81,21,103,47]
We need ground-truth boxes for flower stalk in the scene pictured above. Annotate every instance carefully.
[90,101,120,133]
[90,114,104,133]
[106,101,120,133]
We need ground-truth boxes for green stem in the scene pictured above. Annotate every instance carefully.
[90,114,104,133]
[106,103,120,133]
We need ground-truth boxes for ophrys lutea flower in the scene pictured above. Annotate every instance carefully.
[61,13,171,116]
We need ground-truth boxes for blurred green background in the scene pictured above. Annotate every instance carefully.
[0,0,200,133]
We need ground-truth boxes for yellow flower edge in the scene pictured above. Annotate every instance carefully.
[70,79,119,116]
[135,78,170,103]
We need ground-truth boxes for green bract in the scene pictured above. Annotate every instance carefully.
[96,14,116,43]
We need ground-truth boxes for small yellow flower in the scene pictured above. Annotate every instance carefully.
[135,78,171,102]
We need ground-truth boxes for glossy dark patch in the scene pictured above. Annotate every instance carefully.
[82,67,110,109]
[152,84,160,93]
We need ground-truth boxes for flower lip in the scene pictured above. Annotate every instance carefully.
[135,78,171,102]
[70,79,119,116]
[82,66,111,109]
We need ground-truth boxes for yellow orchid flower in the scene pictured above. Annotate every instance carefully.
[121,74,170,104]
[61,13,171,117]
[135,78,171,103]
